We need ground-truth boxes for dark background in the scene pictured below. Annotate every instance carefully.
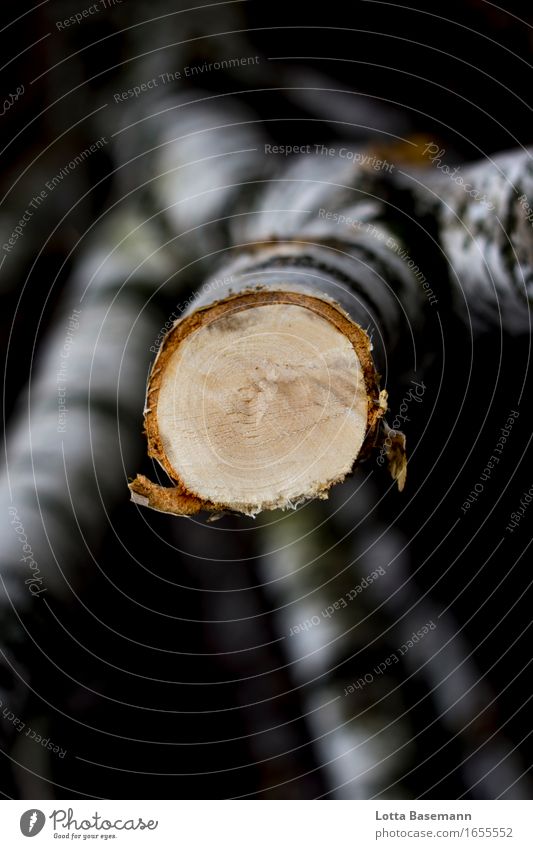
[1,0,532,799]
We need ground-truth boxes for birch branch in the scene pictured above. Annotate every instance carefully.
[129,99,532,517]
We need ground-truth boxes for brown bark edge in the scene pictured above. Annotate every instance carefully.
[129,289,405,516]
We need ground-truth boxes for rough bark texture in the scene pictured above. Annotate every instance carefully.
[127,98,532,517]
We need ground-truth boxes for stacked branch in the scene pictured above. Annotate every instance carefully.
[129,99,532,518]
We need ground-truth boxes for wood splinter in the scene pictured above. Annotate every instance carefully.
[129,289,404,517]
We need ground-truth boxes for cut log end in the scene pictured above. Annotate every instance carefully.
[130,290,391,517]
